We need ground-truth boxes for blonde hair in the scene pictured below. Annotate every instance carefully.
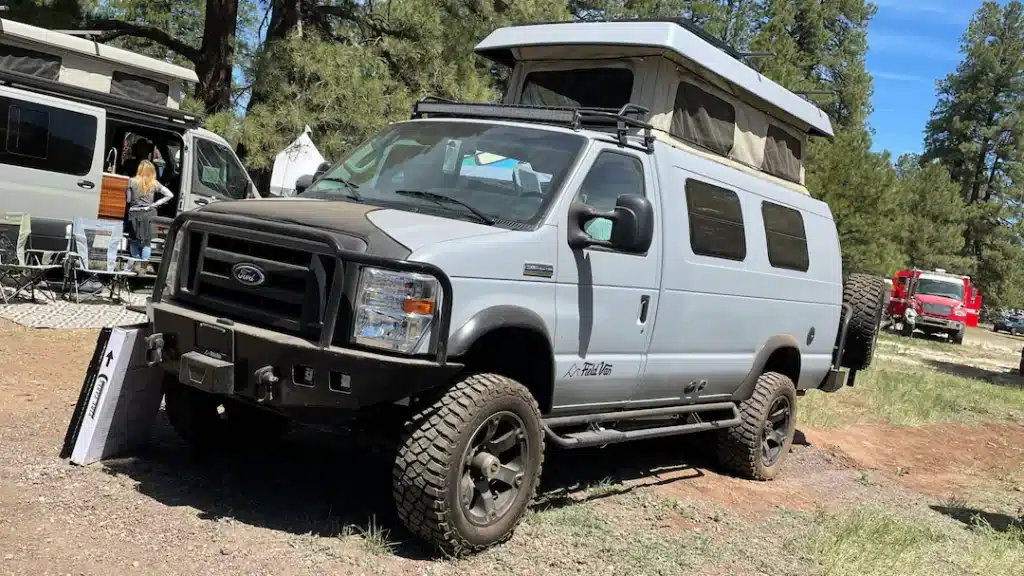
[132,159,158,195]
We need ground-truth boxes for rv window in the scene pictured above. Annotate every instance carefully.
[0,45,60,81]
[520,68,634,109]
[111,72,170,106]
[686,179,746,261]
[671,82,736,157]
[761,201,809,272]
[193,138,249,200]
[763,125,802,183]
[0,96,96,176]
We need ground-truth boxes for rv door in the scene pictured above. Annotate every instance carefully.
[180,130,257,212]
[0,86,105,233]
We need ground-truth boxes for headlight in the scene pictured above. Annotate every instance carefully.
[954,309,967,317]
[160,230,185,298]
[352,267,439,353]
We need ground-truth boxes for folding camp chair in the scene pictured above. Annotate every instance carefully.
[0,213,62,304]
[63,218,137,304]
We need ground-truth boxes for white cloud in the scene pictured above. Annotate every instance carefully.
[872,71,930,83]
[872,0,973,24]
[869,31,962,62]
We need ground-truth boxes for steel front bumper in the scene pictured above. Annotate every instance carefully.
[147,301,462,411]
[912,314,964,333]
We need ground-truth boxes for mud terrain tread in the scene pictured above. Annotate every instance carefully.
[841,273,887,370]
[392,373,544,555]
[716,371,795,481]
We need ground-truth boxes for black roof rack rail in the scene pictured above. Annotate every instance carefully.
[410,100,656,153]
[0,68,200,130]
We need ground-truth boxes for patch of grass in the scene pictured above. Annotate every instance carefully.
[796,506,1024,576]
[799,356,1024,427]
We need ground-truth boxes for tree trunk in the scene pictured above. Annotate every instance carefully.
[193,0,240,116]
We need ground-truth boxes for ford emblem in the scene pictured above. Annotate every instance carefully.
[231,263,266,286]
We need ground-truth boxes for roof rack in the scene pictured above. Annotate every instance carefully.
[410,100,656,153]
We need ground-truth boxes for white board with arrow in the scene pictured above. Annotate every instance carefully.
[61,324,165,466]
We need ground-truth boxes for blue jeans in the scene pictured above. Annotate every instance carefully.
[128,239,151,261]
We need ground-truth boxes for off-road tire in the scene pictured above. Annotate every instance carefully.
[392,373,544,556]
[840,273,887,370]
[163,378,290,453]
[716,372,797,481]
[952,331,965,345]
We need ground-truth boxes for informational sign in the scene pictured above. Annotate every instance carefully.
[60,324,165,466]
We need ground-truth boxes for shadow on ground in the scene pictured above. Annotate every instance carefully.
[101,412,725,559]
[922,358,1024,390]
[931,505,1024,532]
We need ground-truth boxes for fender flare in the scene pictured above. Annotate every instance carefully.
[447,305,553,358]
[731,335,802,401]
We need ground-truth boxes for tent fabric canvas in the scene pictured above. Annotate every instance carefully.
[270,126,326,197]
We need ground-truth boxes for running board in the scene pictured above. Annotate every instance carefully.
[542,402,741,449]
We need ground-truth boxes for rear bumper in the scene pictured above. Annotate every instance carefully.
[149,301,463,412]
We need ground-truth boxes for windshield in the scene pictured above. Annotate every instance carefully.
[300,121,586,226]
[915,278,964,301]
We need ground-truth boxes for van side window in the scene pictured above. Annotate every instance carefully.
[0,96,97,177]
[685,179,746,261]
[193,138,249,200]
[575,152,645,242]
[761,201,809,272]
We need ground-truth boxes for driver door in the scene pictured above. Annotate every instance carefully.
[180,132,256,213]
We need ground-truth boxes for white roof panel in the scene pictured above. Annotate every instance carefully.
[0,18,198,84]
[474,20,834,138]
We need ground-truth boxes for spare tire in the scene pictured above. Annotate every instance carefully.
[840,273,887,370]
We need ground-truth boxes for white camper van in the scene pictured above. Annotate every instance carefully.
[0,19,260,252]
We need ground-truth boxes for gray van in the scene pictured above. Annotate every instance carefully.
[144,19,886,555]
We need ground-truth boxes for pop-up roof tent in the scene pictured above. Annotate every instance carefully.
[474,19,835,196]
[270,126,327,197]
[0,18,198,110]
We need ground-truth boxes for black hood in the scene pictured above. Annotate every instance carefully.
[197,198,411,259]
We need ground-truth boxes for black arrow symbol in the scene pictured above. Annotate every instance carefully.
[104,350,114,367]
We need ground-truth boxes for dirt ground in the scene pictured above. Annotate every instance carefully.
[1,319,1022,575]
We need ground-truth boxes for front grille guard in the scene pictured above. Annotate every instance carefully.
[153,211,455,365]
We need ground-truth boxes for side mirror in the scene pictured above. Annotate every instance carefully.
[295,174,314,194]
[314,161,331,180]
[567,193,654,254]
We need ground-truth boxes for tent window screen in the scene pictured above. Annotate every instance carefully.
[521,68,634,109]
[686,179,746,261]
[671,82,736,156]
[762,201,809,272]
[110,72,170,106]
[0,45,60,80]
[763,125,802,183]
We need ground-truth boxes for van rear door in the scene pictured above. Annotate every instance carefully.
[0,85,104,241]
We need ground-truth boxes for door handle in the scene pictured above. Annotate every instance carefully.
[77,180,95,190]
[638,295,651,323]
[194,197,210,206]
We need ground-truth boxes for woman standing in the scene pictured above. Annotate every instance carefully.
[126,159,174,273]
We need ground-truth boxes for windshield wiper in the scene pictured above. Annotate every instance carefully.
[394,190,495,225]
[315,176,363,201]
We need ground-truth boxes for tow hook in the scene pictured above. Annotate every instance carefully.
[144,333,165,366]
[253,366,279,403]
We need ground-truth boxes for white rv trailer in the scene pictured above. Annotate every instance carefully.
[0,18,259,252]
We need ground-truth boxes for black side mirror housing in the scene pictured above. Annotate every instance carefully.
[567,193,654,254]
[295,174,314,195]
[314,161,331,180]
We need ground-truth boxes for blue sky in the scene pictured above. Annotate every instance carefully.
[867,0,1004,157]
